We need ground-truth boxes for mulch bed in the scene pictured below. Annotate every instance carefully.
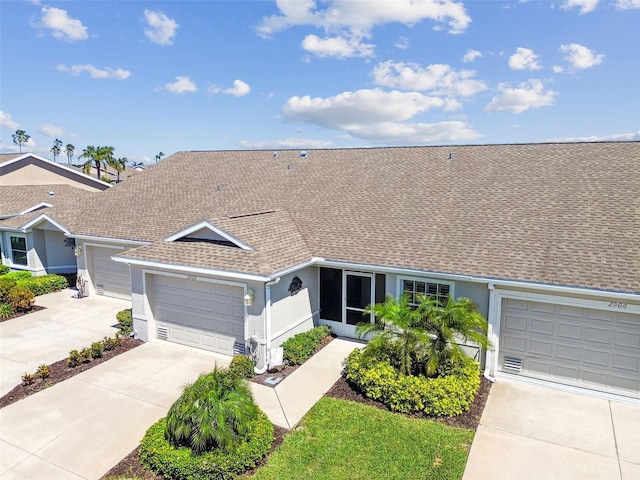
[0,305,46,324]
[251,334,335,387]
[0,337,142,409]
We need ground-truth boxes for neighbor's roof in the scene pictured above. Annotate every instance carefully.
[0,184,96,218]
[7,142,640,293]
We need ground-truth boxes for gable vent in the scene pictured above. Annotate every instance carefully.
[503,356,522,373]
[157,326,169,340]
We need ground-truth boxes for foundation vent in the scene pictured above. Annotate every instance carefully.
[95,284,104,296]
[503,356,522,373]
[233,341,246,355]
[157,326,169,340]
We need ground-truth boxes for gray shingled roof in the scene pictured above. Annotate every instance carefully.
[5,142,639,293]
[0,184,96,218]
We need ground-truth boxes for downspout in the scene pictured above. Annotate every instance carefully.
[253,277,281,374]
[484,282,497,382]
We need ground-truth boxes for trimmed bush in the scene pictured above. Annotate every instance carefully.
[90,341,104,359]
[102,335,120,351]
[0,265,9,275]
[37,364,51,379]
[345,348,481,417]
[6,286,35,312]
[140,413,274,480]
[17,274,68,296]
[68,350,82,368]
[0,278,17,303]
[0,303,15,319]
[229,355,255,378]
[116,309,132,336]
[22,372,36,386]
[2,271,33,281]
[282,325,331,365]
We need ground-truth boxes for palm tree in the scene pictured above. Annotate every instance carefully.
[166,367,259,453]
[109,156,127,182]
[65,144,75,164]
[80,145,97,176]
[416,295,490,376]
[95,146,115,180]
[154,151,164,163]
[12,129,30,153]
[358,294,432,376]
[51,139,63,162]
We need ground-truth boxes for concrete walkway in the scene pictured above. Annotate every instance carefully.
[0,289,127,396]
[463,380,640,480]
[0,342,230,480]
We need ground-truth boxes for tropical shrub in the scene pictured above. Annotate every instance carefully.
[116,308,132,336]
[80,347,93,363]
[90,341,104,359]
[6,286,35,312]
[0,265,9,275]
[166,367,260,453]
[67,350,82,368]
[2,271,33,281]
[282,325,331,365]
[0,278,17,303]
[229,355,255,378]
[17,274,68,296]
[21,372,36,386]
[140,412,274,480]
[345,348,481,416]
[37,364,51,379]
[102,335,120,351]
[0,303,15,319]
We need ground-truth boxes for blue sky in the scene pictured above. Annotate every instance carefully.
[1,0,638,164]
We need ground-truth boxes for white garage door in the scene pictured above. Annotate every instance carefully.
[91,247,131,300]
[152,275,246,356]
[499,298,640,399]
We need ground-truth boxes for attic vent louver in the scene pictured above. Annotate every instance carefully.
[215,183,221,191]
[273,151,278,158]
[48,191,55,197]
[300,151,307,158]
[448,152,453,160]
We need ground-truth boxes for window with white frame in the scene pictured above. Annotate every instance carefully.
[401,277,452,307]
[10,235,27,266]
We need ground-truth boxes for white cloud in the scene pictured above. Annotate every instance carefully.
[238,138,334,149]
[394,36,410,49]
[39,124,67,137]
[282,88,477,144]
[35,6,88,42]
[257,0,471,58]
[485,79,557,114]
[509,47,541,70]
[560,43,604,69]
[144,10,179,46]
[561,0,599,14]
[616,0,640,9]
[56,64,131,79]
[552,65,564,73]
[0,111,19,130]
[372,61,486,97]
[163,76,197,94]
[463,49,482,63]
[548,131,640,142]
[301,34,375,58]
[224,79,251,97]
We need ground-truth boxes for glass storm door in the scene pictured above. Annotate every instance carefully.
[344,272,374,338]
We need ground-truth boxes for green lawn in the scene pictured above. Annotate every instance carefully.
[251,397,474,480]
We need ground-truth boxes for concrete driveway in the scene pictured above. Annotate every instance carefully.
[463,380,640,480]
[0,289,127,397]
[0,341,230,479]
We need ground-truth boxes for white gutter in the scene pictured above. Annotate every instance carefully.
[266,257,325,281]
[254,276,282,374]
[113,256,271,283]
[69,233,150,246]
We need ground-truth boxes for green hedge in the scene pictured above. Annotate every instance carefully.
[0,265,9,275]
[345,349,481,417]
[0,278,17,303]
[229,355,255,378]
[2,271,33,281]
[140,413,274,480]
[17,275,68,296]
[116,309,132,336]
[282,325,331,365]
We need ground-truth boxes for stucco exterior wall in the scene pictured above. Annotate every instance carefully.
[43,230,76,273]
[0,160,108,191]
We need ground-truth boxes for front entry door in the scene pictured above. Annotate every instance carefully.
[344,272,374,338]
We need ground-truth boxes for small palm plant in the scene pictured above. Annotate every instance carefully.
[165,366,259,454]
[416,295,490,376]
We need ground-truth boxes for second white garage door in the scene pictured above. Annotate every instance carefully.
[91,247,131,300]
[499,297,640,399]
[152,275,246,356]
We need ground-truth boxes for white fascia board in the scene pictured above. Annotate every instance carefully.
[112,256,270,282]
[268,257,325,280]
[68,233,150,246]
[19,213,71,235]
[20,202,53,215]
[164,220,254,251]
[0,153,112,188]
[315,259,640,301]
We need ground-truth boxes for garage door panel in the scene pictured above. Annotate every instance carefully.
[152,275,245,356]
[500,298,640,399]
[92,247,131,300]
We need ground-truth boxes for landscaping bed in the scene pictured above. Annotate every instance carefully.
[0,305,45,323]
[0,337,142,409]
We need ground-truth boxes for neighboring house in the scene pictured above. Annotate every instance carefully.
[0,153,109,274]
[0,153,112,191]
[0,142,638,401]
